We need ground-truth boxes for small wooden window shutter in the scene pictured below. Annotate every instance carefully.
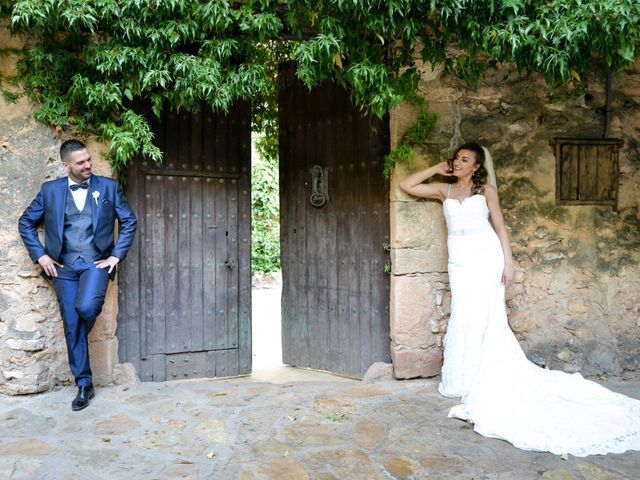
[551,138,623,207]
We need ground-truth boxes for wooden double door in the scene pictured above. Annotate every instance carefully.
[117,103,252,381]
[118,67,391,381]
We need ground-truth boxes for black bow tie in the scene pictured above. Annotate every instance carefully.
[70,183,89,191]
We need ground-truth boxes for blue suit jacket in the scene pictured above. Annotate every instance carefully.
[18,175,137,279]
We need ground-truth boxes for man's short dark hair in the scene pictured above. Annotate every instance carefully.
[60,139,87,162]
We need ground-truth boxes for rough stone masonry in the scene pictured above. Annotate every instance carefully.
[390,56,640,379]
[1,17,639,393]
[0,21,120,394]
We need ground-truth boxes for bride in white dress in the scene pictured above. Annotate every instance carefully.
[399,143,640,457]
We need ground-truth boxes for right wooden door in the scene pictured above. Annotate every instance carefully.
[278,61,391,378]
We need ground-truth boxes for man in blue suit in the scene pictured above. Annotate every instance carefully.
[19,139,137,411]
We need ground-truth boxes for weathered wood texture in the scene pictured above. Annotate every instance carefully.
[551,138,623,206]
[117,103,252,381]
[278,61,391,378]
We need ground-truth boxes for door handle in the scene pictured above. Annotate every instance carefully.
[310,165,328,208]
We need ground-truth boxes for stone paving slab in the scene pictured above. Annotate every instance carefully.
[1,377,639,479]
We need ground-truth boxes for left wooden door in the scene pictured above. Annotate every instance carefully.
[117,102,252,381]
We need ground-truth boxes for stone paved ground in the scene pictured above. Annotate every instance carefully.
[1,376,639,479]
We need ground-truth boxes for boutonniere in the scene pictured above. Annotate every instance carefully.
[92,191,100,206]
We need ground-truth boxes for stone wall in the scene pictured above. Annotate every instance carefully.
[0,22,119,394]
[390,59,640,379]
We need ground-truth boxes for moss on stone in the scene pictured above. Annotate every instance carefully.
[618,212,640,247]
[537,201,569,223]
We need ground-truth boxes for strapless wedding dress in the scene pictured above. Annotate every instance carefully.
[438,193,640,456]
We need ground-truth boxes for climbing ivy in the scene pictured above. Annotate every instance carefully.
[383,110,439,179]
[2,1,638,172]
[3,1,638,275]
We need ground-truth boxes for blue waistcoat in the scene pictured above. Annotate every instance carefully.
[60,187,101,264]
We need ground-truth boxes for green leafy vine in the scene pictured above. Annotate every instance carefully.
[384,110,438,179]
[2,1,638,174]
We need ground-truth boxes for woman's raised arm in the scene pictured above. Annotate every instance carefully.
[399,161,452,201]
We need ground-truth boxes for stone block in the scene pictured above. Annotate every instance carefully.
[355,418,386,450]
[0,357,58,394]
[390,275,440,347]
[418,83,465,103]
[390,153,430,203]
[392,247,447,275]
[112,362,140,386]
[6,337,46,352]
[389,104,422,149]
[89,282,118,342]
[508,309,540,335]
[415,59,445,83]
[362,362,394,384]
[460,115,506,145]
[89,337,118,386]
[391,201,447,250]
[13,313,44,332]
[391,346,442,379]
[85,138,112,177]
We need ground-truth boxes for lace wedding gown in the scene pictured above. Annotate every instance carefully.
[438,193,640,456]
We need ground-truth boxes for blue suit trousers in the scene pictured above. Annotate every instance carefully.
[52,258,109,387]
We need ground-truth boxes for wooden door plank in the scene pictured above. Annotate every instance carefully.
[324,91,340,374]
[237,106,253,374]
[163,112,180,354]
[214,177,229,349]
[296,85,311,368]
[151,354,165,381]
[214,349,230,377]
[213,112,230,351]
[118,156,141,369]
[175,174,192,353]
[370,116,391,366]
[357,116,374,374]
[189,112,205,351]
[579,144,598,200]
[227,107,244,354]
[305,86,321,371]
[316,89,335,372]
[560,144,579,201]
[202,110,218,355]
[202,179,218,352]
[282,65,296,367]
[597,145,614,201]
[283,68,309,367]
[278,70,292,366]
[164,174,183,353]
[189,175,205,351]
[179,110,191,170]
[343,105,358,375]
[149,174,166,355]
[227,180,240,349]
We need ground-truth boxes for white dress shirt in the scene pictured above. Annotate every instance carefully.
[68,178,89,211]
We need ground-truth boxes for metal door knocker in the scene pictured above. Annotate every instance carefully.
[309,165,328,208]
